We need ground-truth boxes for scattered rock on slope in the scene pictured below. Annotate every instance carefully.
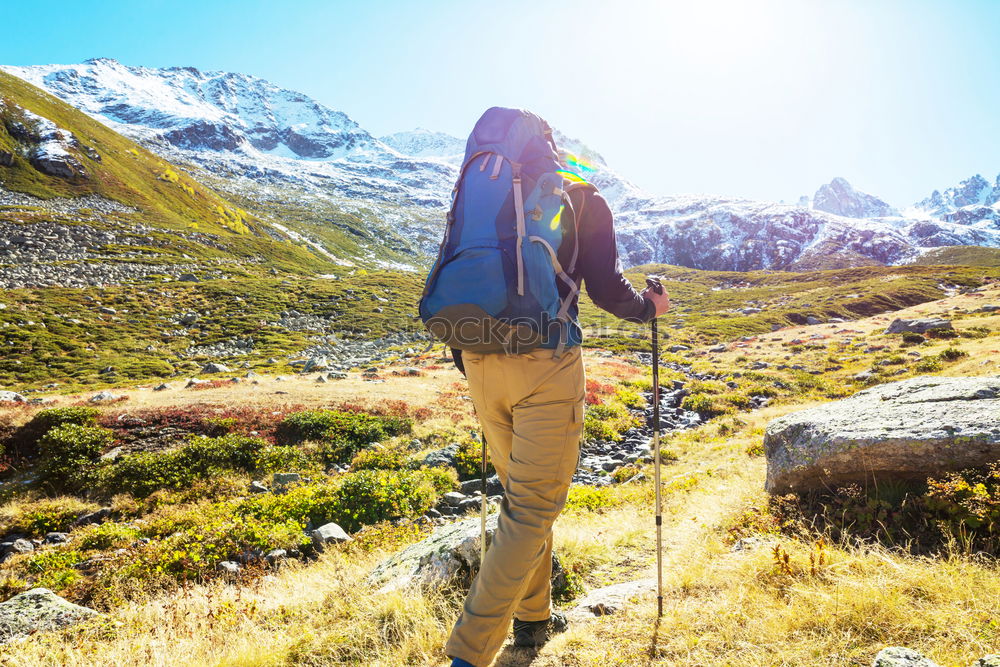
[884,318,953,334]
[0,588,98,644]
[764,376,1000,494]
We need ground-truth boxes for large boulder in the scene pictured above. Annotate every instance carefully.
[885,318,952,334]
[765,376,1000,494]
[0,588,98,644]
[0,391,25,404]
[871,647,940,667]
[367,515,498,592]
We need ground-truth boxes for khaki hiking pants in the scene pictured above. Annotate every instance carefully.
[446,345,585,667]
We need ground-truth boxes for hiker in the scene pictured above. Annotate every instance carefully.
[419,107,670,667]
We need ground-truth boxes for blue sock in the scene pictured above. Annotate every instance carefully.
[451,659,476,667]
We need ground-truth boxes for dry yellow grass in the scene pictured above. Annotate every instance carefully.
[3,405,999,666]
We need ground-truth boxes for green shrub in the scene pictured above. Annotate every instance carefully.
[24,549,84,592]
[939,346,968,361]
[12,407,100,459]
[274,410,412,463]
[11,498,96,537]
[276,410,412,445]
[95,435,267,497]
[332,469,438,532]
[614,387,645,410]
[350,445,410,471]
[38,424,114,491]
[239,468,444,533]
[564,486,617,512]
[584,403,639,443]
[926,327,959,339]
[78,522,140,550]
[453,438,495,480]
[253,445,315,475]
[681,393,732,418]
[960,326,991,339]
[915,356,943,372]
[137,502,308,579]
[901,332,926,345]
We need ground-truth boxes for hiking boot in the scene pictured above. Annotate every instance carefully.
[512,611,568,648]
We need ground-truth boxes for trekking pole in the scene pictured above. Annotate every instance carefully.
[479,431,488,566]
[646,276,664,618]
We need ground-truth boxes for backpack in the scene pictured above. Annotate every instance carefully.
[419,107,589,356]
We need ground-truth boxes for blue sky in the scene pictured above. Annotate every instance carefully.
[3,0,998,206]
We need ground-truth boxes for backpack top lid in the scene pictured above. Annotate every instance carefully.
[463,107,558,169]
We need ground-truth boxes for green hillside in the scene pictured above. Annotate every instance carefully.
[907,245,1000,267]
[0,70,335,273]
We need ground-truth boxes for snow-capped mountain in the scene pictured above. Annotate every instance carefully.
[4,58,1000,272]
[813,177,898,218]
[379,128,463,162]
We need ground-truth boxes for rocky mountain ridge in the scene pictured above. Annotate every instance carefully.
[3,59,1000,271]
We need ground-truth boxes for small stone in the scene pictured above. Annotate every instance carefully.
[272,472,301,491]
[89,390,121,403]
[311,522,352,549]
[9,539,34,554]
[178,273,200,282]
[249,481,269,494]
[153,383,170,391]
[443,491,467,507]
[44,533,69,545]
[217,561,241,575]
[73,508,111,527]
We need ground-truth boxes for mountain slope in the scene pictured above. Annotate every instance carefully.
[7,59,1000,272]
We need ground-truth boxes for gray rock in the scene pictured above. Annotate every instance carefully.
[973,656,1000,667]
[806,316,821,325]
[566,578,656,620]
[153,383,170,391]
[422,444,460,468]
[8,539,34,555]
[668,344,690,353]
[442,492,467,507]
[0,391,24,403]
[0,150,13,167]
[178,273,200,282]
[327,371,348,380]
[72,507,111,527]
[88,390,120,403]
[217,561,241,575]
[368,515,500,592]
[976,305,1000,313]
[44,533,69,545]
[0,588,98,644]
[885,318,952,334]
[765,376,1000,493]
[303,357,331,372]
[871,647,940,667]
[709,344,727,353]
[248,480,269,494]
[272,472,301,491]
[202,362,231,374]
[311,522,352,549]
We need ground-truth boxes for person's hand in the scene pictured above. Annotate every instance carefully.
[642,285,671,317]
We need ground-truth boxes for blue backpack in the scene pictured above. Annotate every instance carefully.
[419,107,588,356]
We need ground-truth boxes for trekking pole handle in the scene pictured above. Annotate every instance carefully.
[645,276,664,295]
